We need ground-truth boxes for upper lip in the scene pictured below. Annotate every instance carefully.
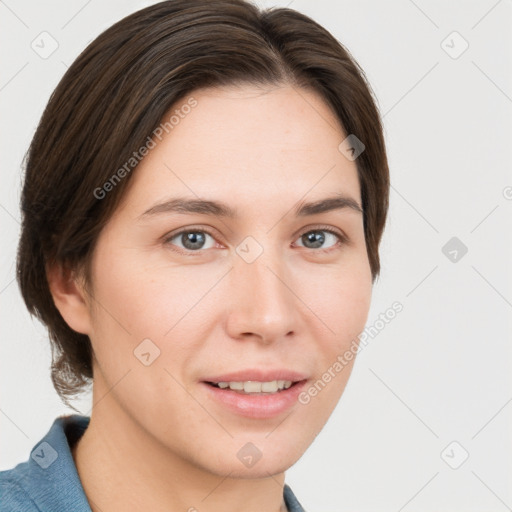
[202,369,308,383]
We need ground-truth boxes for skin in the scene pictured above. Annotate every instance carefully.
[48,83,373,512]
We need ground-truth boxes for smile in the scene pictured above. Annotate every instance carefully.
[207,380,294,393]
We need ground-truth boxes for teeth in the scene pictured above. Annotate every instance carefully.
[261,381,277,392]
[244,381,263,392]
[213,380,293,393]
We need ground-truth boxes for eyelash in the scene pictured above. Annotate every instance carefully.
[163,225,348,256]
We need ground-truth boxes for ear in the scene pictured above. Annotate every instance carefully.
[46,261,92,335]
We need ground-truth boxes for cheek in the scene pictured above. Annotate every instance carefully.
[296,257,372,350]
[87,247,227,365]
[294,267,371,431]
[334,273,372,348]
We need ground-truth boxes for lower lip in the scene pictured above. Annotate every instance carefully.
[201,380,308,419]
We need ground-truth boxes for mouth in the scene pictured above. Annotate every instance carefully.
[200,372,308,419]
[204,379,300,394]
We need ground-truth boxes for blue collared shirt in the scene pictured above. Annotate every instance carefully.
[0,415,306,511]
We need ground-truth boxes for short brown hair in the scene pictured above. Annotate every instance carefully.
[17,0,389,406]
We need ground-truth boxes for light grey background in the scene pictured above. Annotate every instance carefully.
[1,1,511,511]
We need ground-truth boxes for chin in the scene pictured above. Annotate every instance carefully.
[212,458,296,480]
[201,438,307,479]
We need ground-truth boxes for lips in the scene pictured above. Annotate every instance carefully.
[200,368,309,419]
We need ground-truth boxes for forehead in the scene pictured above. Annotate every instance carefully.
[119,84,361,215]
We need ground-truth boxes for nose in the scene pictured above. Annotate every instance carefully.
[224,245,300,345]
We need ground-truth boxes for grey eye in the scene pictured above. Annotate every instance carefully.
[296,230,339,250]
[167,231,215,251]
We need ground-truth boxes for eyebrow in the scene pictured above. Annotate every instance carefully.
[139,193,363,220]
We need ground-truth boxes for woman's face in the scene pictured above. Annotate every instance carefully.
[82,84,372,477]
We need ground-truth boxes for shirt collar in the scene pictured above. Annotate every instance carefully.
[21,414,91,511]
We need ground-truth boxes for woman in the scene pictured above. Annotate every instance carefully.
[0,1,389,510]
